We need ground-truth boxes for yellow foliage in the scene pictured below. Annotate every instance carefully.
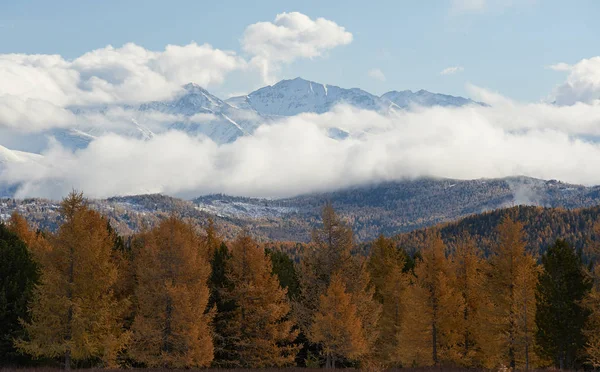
[222,232,298,367]
[16,192,130,368]
[129,215,213,368]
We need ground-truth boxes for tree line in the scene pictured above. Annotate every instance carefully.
[1,192,600,370]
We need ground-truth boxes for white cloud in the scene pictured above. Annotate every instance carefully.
[242,12,353,83]
[550,57,600,105]
[368,68,386,81]
[440,66,464,75]
[0,42,245,131]
[0,12,353,131]
[548,62,571,72]
[6,94,600,199]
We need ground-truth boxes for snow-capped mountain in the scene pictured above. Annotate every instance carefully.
[139,83,267,144]
[227,77,483,116]
[381,89,483,111]
[226,77,382,115]
[2,78,482,154]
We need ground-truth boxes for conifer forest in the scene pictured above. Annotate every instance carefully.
[2,192,600,371]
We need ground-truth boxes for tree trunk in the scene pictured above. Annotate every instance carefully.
[64,349,71,371]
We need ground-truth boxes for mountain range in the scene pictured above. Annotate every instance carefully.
[3,176,600,243]
[0,77,483,155]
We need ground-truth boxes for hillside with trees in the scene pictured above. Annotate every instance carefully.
[3,192,600,370]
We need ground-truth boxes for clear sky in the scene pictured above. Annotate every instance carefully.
[0,0,598,101]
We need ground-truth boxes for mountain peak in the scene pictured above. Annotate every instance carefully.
[183,82,209,93]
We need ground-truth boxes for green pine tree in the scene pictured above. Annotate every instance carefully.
[266,248,300,300]
[536,239,592,369]
[0,223,39,365]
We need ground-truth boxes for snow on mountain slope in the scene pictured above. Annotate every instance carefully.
[139,83,266,143]
[381,89,484,110]
[0,145,42,165]
[226,77,481,117]
[227,77,382,116]
[2,79,482,153]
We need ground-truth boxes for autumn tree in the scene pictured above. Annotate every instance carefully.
[309,273,367,368]
[367,235,408,366]
[129,216,213,368]
[535,239,591,369]
[0,223,39,364]
[17,192,130,369]
[296,203,380,366]
[8,212,52,260]
[398,231,461,367]
[450,232,495,367]
[488,216,540,370]
[220,232,298,367]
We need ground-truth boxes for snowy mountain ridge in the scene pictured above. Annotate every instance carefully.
[0,78,482,174]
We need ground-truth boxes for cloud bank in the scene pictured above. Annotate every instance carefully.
[4,92,600,199]
[2,11,600,200]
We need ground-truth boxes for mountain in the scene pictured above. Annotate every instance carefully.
[2,78,481,153]
[226,77,381,115]
[4,176,600,243]
[226,77,482,116]
[381,89,483,111]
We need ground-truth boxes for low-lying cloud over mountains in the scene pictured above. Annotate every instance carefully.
[2,11,600,199]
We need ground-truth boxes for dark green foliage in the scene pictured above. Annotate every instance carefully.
[396,205,600,258]
[0,223,39,365]
[265,248,300,299]
[535,239,592,369]
[208,242,236,367]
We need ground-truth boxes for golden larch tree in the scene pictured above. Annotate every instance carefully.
[17,191,130,369]
[398,231,462,367]
[488,216,540,370]
[367,235,408,366]
[221,232,298,367]
[310,272,368,368]
[8,212,52,261]
[449,233,495,367]
[129,216,214,368]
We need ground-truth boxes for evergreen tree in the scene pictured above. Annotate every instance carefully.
[0,223,39,364]
[266,248,301,299]
[209,242,236,367]
[17,192,130,369]
[309,273,367,368]
[488,216,540,370]
[535,239,591,369]
[221,232,298,367]
[129,216,214,368]
[584,223,600,367]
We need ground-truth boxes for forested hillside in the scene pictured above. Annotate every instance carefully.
[4,176,600,243]
[393,204,600,258]
[3,193,600,370]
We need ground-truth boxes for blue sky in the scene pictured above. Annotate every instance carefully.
[0,0,598,101]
